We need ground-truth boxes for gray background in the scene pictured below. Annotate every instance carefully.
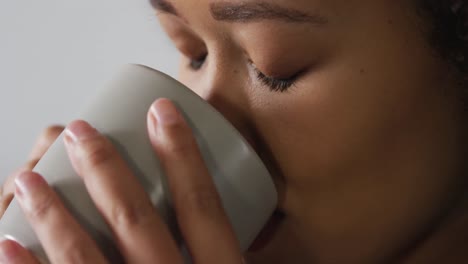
[0,0,179,180]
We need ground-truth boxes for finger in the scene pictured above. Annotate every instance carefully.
[0,199,11,219]
[0,160,39,217]
[0,239,40,264]
[148,99,242,264]
[0,167,29,218]
[14,171,108,264]
[0,190,14,218]
[28,125,65,161]
[1,157,44,217]
[63,120,183,264]
[0,126,64,218]
[1,169,26,204]
[3,151,43,197]
[1,126,64,200]
[1,158,40,212]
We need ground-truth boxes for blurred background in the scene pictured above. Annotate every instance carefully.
[0,0,179,179]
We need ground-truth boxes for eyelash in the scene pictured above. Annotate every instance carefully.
[252,67,298,93]
[188,55,299,92]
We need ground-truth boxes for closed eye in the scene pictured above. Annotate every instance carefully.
[249,60,301,92]
[254,69,298,92]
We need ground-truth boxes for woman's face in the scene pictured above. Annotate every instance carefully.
[154,0,465,262]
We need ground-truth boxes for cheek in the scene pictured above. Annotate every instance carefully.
[249,50,464,258]
[246,0,455,199]
[249,47,451,195]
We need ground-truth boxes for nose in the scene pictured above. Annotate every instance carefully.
[189,49,256,148]
[193,52,286,209]
[185,48,285,206]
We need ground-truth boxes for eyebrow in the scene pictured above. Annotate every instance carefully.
[210,2,328,24]
[150,0,178,16]
[151,0,328,25]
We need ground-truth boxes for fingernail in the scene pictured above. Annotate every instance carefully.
[0,239,20,262]
[151,99,180,127]
[64,120,99,143]
[14,172,46,204]
[148,111,158,136]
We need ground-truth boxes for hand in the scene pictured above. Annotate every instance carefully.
[0,126,64,218]
[0,99,243,263]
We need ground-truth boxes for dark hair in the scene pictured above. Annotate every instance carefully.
[420,0,467,79]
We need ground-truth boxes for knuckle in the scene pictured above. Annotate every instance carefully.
[110,199,154,228]
[163,119,189,138]
[79,138,115,169]
[26,192,54,220]
[177,187,224,216]
[159,119,199,157]
[164,132,197,157]
[58,238,93,264]
[166,138,197,157]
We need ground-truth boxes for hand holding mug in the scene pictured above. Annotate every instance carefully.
[0,100,243,263]
[0,65,276,263]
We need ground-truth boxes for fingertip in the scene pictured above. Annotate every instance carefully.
[14,171,47,201]
[66,119,90,128]
[0,239,27,262]
[151,98,183,127]
[64,120,99,143]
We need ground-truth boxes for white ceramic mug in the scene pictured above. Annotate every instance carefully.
[0,64,277,263]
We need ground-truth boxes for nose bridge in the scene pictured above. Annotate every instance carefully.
[198,43,252,134]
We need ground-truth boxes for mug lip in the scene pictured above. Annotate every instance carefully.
[131,63,278,197]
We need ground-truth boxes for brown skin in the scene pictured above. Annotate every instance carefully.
[2,0,467,263]
[156,0,467,263]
